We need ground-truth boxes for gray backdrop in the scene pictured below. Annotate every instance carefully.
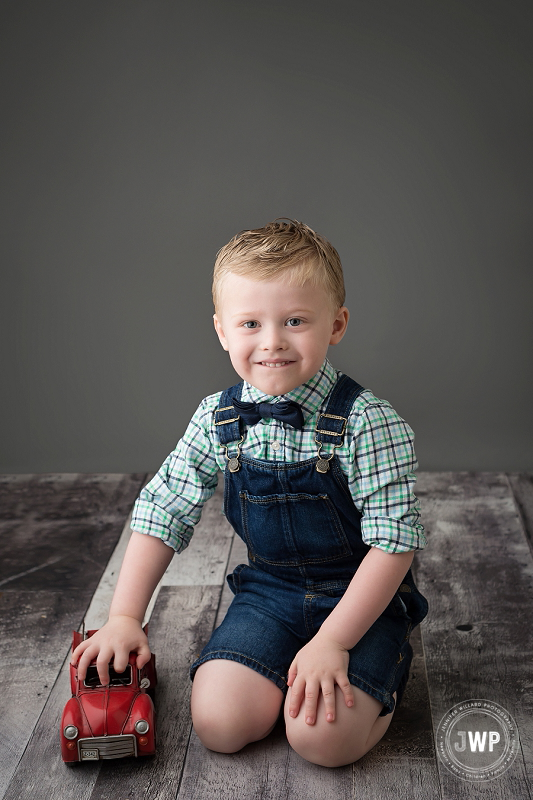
[1,0,532,473]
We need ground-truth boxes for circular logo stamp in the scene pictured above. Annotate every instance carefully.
[435,700,520,782]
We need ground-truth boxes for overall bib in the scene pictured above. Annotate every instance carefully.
[190,374,428,715]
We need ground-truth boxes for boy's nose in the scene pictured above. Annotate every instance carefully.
[260,325,288,352]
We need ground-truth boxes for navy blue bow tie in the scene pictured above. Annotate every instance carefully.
[232,397,304,430]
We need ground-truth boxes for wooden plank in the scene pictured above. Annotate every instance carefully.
[507,472,533,556]
[352,757,442,799]
[0,473,146,591]
[179,720,352,800]
[160,480,235,586]
[1,654,100,800]
[0,590,94,800]
[415,472,533,799]
[349,623,441,799]
[180,719,440,800]
[0,473,146,800]
[83,509,138,629]
[374,626,435,760]
[88,586,221,800]
[214,531,247,627]
[145,480,235,626]
[84,480,235,629]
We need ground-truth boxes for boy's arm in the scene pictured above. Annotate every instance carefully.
[71,531,174,685]
[315,546,415,650]
[72,397,220,685]
[287,547,414,724]
[287,397,423,725]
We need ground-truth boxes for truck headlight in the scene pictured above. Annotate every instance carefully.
[64,725,79,740]
[135,719,150,734]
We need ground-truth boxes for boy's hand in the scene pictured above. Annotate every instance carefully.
[287,632,354,725]
[70,616,151,686]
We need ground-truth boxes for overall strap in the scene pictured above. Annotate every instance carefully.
[213,382,245,446]
[315,374,365,448]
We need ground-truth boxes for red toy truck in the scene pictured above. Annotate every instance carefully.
[61,630,156,763]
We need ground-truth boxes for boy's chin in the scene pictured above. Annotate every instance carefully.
[241,363,308,395]
[252,380,300,395]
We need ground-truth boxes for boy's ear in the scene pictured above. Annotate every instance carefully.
[329,306,349,345]
[213,313,229,351]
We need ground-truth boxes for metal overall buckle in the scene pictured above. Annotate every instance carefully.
[222,438,244,473]
[214,405,243,472]
[314,412,347,473]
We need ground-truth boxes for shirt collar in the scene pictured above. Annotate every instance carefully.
[242,358,338,421]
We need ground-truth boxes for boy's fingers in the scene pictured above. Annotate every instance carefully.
[112,651,130,675]
[321,681,336,722]
[304,681,319,725]
[71,639,89,664]
[287,664,297,687]
[96,651,112,686]
[136,643,152,669]
[76,647,96,682]
[339,679,354,708]
[76,657,87,682]
[288,680,304,718]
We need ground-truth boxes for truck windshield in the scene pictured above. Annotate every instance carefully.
[83,665,133,688]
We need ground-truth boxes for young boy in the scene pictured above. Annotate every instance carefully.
[72,219,428,767]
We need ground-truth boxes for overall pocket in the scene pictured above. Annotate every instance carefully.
[239,490,353,566]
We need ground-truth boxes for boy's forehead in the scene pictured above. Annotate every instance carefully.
[218,271,328,308]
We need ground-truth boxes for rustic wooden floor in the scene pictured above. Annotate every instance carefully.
[1,472,532,800]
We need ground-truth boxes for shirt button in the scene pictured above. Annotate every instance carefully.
[272,440,280,451]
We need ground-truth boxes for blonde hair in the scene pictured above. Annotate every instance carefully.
[212,219,345,312]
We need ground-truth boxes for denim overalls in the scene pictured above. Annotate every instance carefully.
[190,374,428,715]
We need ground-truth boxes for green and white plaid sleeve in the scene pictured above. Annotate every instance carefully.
[348,399,426,553]
[130,395,220,552]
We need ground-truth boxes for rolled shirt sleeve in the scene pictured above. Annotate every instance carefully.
[348,400,426,553]
[130,397,220,552]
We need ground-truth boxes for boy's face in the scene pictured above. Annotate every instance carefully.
[213,271,349,396]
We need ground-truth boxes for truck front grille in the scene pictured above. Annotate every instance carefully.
[78,734,137,760]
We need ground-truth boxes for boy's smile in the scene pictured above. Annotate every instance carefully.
[213,272,349,396]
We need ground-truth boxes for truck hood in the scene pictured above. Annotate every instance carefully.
[77,689,138,736]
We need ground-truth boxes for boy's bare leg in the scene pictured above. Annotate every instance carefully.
[284,685,396,767]
[191,660,284,753]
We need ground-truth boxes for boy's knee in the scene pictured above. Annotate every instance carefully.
[284,685,384,767]
[191,691,280,754]
[286,722,367,767]
[192,705,250,754]
[191,659,283,753]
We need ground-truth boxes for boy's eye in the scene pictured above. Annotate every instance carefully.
[286,318,302,327]
[243,321,259,329]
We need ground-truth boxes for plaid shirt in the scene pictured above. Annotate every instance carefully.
[131,359,426,555]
